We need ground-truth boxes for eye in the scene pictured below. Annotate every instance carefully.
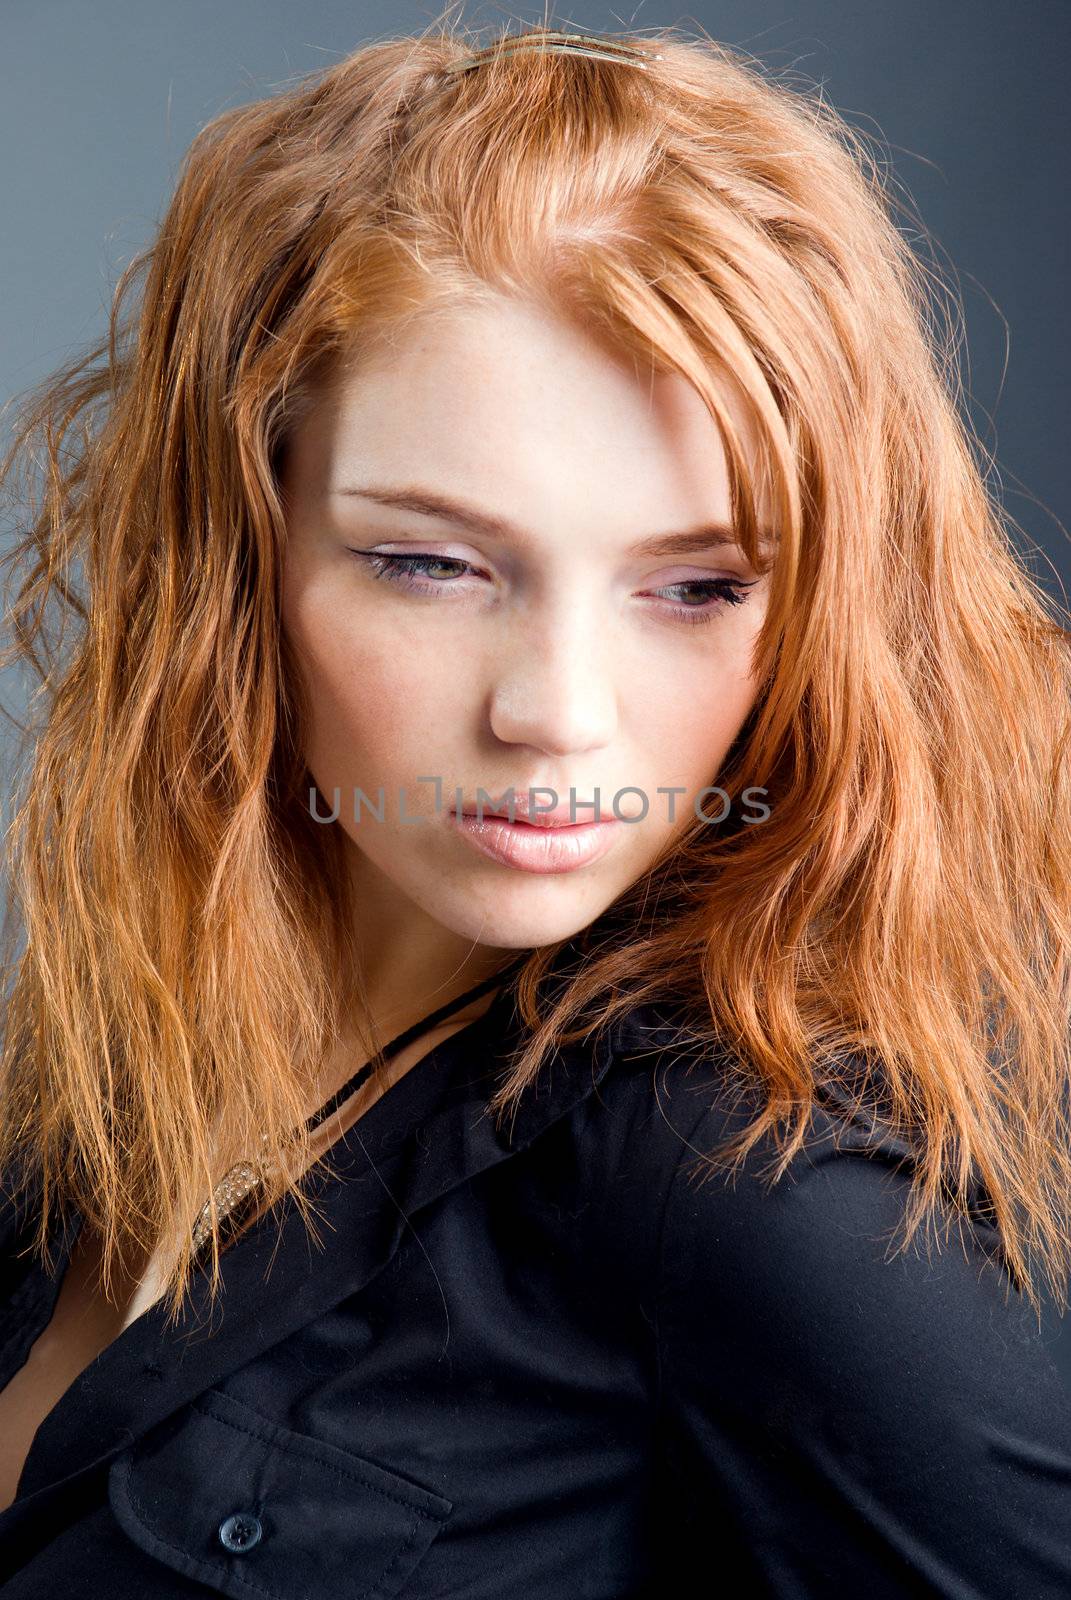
[643,576,760,627]
[347,549,759,627]
[348,551,483,595]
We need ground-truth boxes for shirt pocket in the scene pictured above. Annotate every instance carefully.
[107,1385,454,1599]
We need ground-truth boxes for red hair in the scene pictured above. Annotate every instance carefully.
[2,17,1069,1322]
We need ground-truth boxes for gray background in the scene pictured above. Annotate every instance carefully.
[2,0,1071,1352]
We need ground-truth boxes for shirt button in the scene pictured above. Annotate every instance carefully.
[218,1512,263,1553]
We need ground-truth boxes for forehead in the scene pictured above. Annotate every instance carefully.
[290,294,775,535]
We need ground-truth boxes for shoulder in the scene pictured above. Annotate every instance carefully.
[600,1016,1071,1594]
[587,998,1039,1348]
[603,1006,1071,1438]
[583,996,893,1208]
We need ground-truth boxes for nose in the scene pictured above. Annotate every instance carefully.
[488,602,618,757]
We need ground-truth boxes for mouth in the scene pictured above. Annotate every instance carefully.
[454,796,618,828]
[449,803,624,874]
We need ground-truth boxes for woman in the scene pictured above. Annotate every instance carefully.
[1,18,1070,1597]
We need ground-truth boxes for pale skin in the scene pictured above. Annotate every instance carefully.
[279,290,775,1072]
[0,289,775,1512]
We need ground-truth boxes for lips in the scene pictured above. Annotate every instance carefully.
[455,797,616,828]
[449,805,624,873]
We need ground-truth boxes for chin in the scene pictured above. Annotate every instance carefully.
[413,882,616,953]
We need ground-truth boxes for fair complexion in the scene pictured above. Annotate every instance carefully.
[0,299,779,1504]
[279,292,773,1059]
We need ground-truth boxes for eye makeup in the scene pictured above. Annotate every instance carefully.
[346,549,759,628]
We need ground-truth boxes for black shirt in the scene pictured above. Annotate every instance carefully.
[1,984,1070,1598]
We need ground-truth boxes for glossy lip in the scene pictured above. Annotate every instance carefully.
[449,809,624,873]
[456,795,617,827]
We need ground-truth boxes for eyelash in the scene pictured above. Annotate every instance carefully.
[348,551,758,628]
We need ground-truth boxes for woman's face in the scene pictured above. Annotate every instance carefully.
[280,293,773,955]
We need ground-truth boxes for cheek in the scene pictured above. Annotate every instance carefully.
[282,582,474,778]
[633,619,765,784]
[640,694,749,810]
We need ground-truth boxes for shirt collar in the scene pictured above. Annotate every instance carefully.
[17,968,642,1501]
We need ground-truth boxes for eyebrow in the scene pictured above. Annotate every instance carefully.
[333,483,777,559]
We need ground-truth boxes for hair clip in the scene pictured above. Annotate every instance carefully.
[443,30,662,76]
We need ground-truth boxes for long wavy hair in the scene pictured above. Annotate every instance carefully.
[2,16,1070,1325]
